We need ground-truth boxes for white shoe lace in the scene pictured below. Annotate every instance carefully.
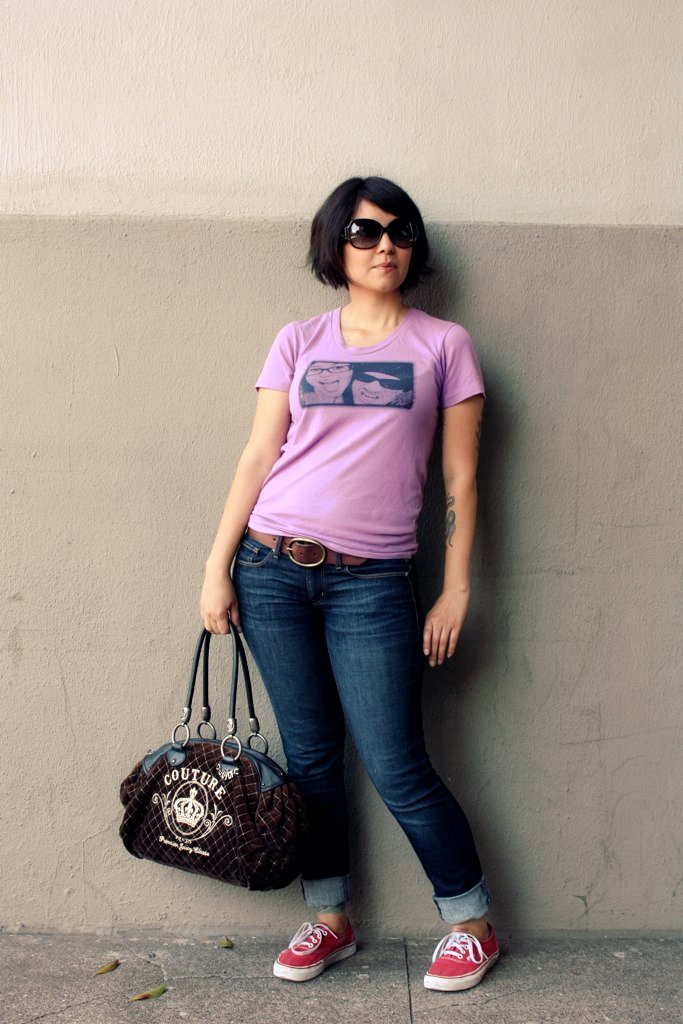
[431,930,486,965]
[287,921,332,955]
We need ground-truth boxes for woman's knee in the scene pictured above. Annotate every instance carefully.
[364,752,443,813]
[282,733,346,781]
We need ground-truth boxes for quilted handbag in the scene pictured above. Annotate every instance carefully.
[119,623,309,890]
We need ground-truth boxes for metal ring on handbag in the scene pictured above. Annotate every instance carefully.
[171,722,191,747]
[197,720,217,739]
[220,734,243,760]
[284,536,327,567]
[246,731,269,754]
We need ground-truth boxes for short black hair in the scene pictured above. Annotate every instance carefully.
[306,176,435,294]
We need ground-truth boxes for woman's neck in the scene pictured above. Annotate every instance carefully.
[340,294,409,332]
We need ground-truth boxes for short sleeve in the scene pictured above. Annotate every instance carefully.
[439,324,486,408]
[254,321,299,392]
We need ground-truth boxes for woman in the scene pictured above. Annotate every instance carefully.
[200,176,499,993]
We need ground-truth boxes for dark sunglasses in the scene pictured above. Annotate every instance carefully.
[340,217,418,249]
[354,372,407,390]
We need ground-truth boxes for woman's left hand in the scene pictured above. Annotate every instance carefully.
[423,589,470,667]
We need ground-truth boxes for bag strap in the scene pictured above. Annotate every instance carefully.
[172,624,269,758]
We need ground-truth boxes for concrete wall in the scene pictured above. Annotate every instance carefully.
[2,0,679,224]
[1,1,680,936]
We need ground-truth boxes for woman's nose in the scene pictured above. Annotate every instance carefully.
[377,230,396,251]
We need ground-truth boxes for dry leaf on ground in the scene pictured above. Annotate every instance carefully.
[128,983,167,1001]
[93,959,120,975]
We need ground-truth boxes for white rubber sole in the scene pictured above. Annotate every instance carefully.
[273,941,357,981]
[423,949,499,991]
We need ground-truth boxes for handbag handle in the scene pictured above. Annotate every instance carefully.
[171,624,268,760]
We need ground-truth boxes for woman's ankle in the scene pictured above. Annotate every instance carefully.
[315,909,349,933]
[449,917,490,940]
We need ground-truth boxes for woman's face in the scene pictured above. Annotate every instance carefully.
[341,198,413,295]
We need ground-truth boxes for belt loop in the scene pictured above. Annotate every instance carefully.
[335,550,342,570]
[273,535,283,559]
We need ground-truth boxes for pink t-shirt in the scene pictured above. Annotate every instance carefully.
[248,304,486,558]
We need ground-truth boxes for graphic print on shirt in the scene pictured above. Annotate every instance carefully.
[300,361,414,408]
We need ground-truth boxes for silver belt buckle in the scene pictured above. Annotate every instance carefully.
[284,536,327,568]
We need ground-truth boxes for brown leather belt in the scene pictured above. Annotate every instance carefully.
[246,527,368,566]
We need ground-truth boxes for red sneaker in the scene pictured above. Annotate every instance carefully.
[424,923,500,991]
[273,920,357,981]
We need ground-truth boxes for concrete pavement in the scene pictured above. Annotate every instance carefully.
[2,929,681,1023]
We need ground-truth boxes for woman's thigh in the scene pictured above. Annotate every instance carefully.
[231,538,346,773]
[322,564,429,784]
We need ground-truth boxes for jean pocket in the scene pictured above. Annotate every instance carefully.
[342,557,411,579]
[235,536,274,567]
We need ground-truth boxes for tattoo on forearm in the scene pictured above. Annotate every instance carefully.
[445,493,456,546]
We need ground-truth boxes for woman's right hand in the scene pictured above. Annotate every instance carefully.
[200,565,242,634]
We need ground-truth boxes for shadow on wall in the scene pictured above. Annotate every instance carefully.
[411,256,514,925]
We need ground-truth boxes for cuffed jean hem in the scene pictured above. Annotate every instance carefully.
[300,875,351,908]
[432,876,492,924]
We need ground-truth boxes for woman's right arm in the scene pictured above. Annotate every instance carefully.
[200,388,291,633]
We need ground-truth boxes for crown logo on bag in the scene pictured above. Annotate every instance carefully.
[173,786,205,828]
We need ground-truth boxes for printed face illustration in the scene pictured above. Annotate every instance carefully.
[303,362,354,403]
[351,371,411,406]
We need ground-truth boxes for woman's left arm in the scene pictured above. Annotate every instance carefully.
[423,394,484,668]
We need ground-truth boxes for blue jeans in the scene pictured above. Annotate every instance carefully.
[231,530,492,924]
